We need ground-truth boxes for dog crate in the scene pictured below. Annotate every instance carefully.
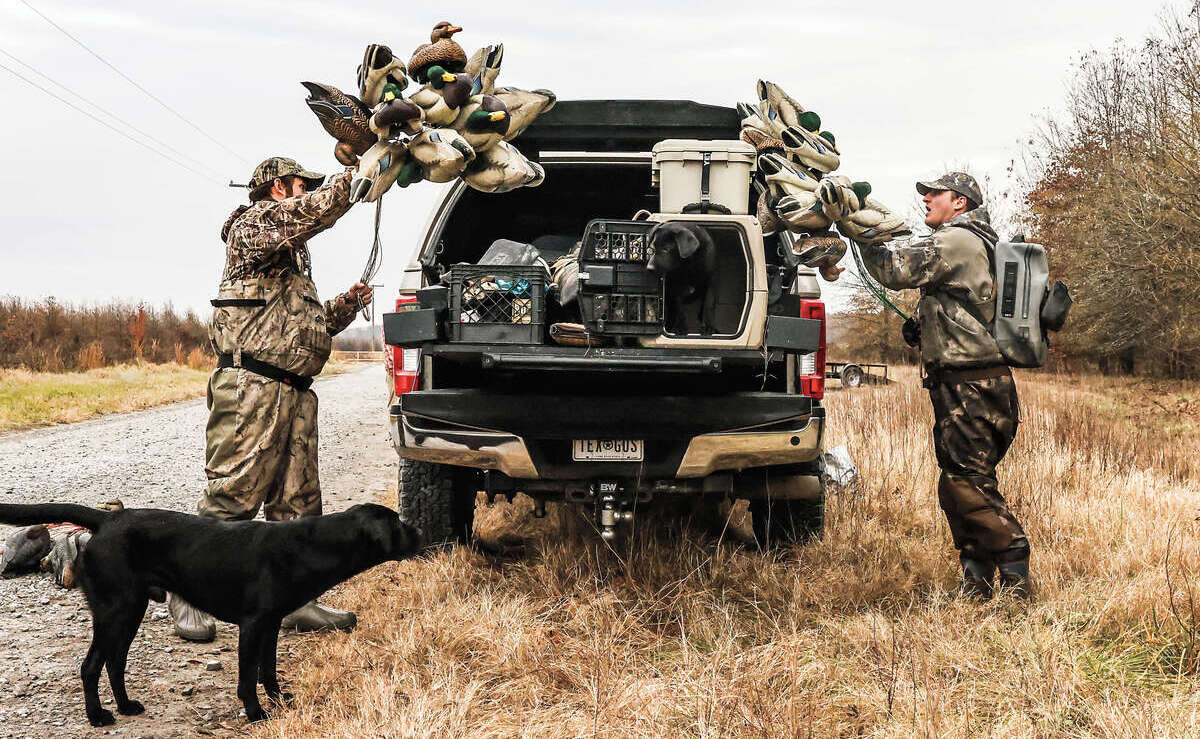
[577,219,663,336]
[448,264,546,344]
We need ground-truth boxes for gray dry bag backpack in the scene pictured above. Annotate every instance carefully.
[990,236,1072,368]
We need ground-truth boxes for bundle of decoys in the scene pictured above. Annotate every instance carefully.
[738,80,911,281]
[303,22,556,203]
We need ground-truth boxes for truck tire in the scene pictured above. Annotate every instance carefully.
[398,460,477,546]
[840,364,864,388]
[749,491,824,547]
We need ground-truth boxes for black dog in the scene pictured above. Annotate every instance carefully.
[0,502,421,727]
[646,222,718,335]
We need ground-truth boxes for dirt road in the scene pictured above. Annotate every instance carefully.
[0,365,395,738]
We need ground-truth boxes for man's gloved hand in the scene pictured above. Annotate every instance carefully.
[902,316,921,348]
[347,282,373,307]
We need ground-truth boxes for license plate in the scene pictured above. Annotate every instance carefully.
[572,439,644,461]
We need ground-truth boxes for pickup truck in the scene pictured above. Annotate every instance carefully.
[383,100,829,546]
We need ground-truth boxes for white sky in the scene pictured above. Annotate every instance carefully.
[0,0,1168,321]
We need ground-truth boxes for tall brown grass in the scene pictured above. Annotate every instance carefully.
[0,296,210,372]
[250,369,1200,737]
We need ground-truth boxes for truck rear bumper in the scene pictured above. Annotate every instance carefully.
[389,390,824,480]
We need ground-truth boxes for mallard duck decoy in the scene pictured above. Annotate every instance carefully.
[757,80,807,132]
[409,22,468,84]
[462,140,544,193]
[740,127,785,156]
[370,98,424,139]
[464,43,503,96]
[494,86,556,141]
[835,197,913,245]
[816,176,872,221]
[350,140,420,203]
[302,81,377,166]
[409,127,475,183]
[757,153,831,231]
[409,66,473,126]
[451,94,510,153]
[781,124,840,174]
[792,232,847,282]
[357,44,408,107]
[756,189,782,237]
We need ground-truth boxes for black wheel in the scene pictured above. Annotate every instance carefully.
[398,460,479,546]
[749,494,824,547]
[840,364,864,388]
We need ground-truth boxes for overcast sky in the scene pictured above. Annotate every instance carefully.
[0,0,1170,321]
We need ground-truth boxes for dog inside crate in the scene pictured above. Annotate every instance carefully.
[660,224,749,337]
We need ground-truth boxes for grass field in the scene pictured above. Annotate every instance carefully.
[0,359,360,434]
[247,369,1200,737]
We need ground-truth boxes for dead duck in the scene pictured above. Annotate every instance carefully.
[357,44,408,107]
[302,81,377,166]
[758,153,831,231]
[494,86,556,140]
[451,94,510,152]
[834,197,913,245]
[409,22,468,84]
[409,65,473,126]
[462,140,544,193]
[816,176,872,221]
[349,140,421,203]
[408,127,476,183]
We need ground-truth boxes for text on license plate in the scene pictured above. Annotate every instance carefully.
[572,439,644,461]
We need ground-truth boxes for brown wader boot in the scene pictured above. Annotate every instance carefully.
[168,593,217,642]
[281,601,357,632]
[959,557,995,600]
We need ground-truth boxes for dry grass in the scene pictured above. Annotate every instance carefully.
[251,368,1200,738]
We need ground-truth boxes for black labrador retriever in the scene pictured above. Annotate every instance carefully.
[0,502,422,727]
[647,222,718,335]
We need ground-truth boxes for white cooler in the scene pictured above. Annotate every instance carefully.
[651,139,756,215]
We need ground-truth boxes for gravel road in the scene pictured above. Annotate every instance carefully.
[0,365,396,737]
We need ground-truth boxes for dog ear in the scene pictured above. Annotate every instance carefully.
[675,228,701,260]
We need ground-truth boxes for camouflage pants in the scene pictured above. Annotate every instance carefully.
[928,373,1029,563]
[199,368,322,521]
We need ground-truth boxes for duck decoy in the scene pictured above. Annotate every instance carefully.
[357,44,408,107]
[740,127,785,156]
[452,94,510,153]
[816,176,872,221]
[462,140,544,193]
[781,124,840,174]
[370,97,424,139]
[302,81,377,166]
[464,43,503,96]
[758,153,831,231]
[408,128,476,183]
[494,86,556,141]
[409,22,468,84]
[409,65,473,126]
[350,140,420,203]
[792,232,848,282]
[835,197,913,245]
[757,80,807,129]
[756,189,782,237]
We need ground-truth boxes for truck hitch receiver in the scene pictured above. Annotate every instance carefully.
[592,481,640,541]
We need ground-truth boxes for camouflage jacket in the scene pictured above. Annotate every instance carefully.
[858,208,1004,369]
[219,169,358,335]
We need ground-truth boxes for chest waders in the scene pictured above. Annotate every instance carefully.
[209,272,332,390]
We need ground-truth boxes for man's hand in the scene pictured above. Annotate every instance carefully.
[902,316,921,348]
[347,282,373,306]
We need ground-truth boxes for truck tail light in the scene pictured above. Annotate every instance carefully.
[390,294,420,396]
[798,299,826,400]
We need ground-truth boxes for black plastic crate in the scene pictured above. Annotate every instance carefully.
[448,264,545,344]
[578,219,663,335]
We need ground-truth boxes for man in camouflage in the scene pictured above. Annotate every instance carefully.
[169,157,374,641]
[857,172,1031,599]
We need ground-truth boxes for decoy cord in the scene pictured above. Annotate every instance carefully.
[848,240,910,320]
[358,198,384,321]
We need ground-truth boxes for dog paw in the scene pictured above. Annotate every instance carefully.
[267,690,294,707]
[88,708,116,727]
[118,699,145,715]
[245,706,269,723]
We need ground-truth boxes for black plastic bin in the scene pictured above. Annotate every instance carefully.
[577,219,663,335]
[448,264,546,344]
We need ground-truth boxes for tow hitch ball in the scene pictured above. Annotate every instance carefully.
[594,481,635,541]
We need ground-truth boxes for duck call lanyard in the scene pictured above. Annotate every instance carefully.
[358,197,383,321]
[849,240,909,321]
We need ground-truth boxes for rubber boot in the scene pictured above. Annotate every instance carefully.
[281,601,357,633]
[958,557,995,600]
[168,592,216,642]
[996,559,1033,600]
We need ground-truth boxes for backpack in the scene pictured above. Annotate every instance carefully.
[990,236,1072,368]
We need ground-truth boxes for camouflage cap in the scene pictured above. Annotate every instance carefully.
[915,171,982,207]
[248,157,326,201]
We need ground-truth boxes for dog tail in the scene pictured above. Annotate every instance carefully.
[0,503,111,531]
